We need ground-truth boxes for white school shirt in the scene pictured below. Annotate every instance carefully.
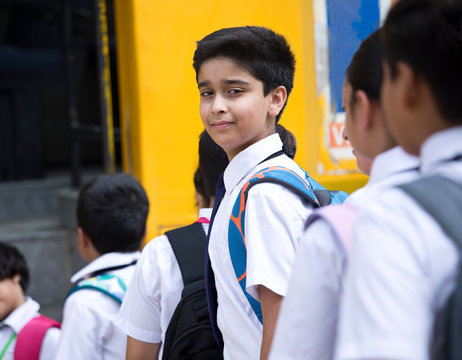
[0,297,60,360]
[209,133,315,360]
[268,147,419,360]
[115,208,211,359]
[55,251,140,360]
[335,126,462,360]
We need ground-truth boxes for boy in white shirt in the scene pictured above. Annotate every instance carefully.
[55,173,149,360]
[334,1,462,359]
[116,130,228,360]
[268,29,419,360]
[193,26,320,360]
[0,242,60,360]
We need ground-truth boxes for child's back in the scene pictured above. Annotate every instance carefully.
[194,26,325,359]
[55,173,149,360]
[335,1,462,359]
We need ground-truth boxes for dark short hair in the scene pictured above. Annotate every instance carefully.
[346,29,383,104]
[382,0,462,124]
[194,167,209,207]
[76,173,149,254]
[198,130,229,199]
[0,242,29,293]
[193,26,296,122]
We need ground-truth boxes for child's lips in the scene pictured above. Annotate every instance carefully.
[211,121,233,129]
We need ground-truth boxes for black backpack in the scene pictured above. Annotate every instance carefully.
[399,176,462,360]
[162,222,223,360]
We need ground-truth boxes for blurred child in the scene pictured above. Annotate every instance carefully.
[116,130,228,359]
[0,242,60,360]
[334,1,462,359]
[193,26,329,359]
[55,173,149,360]
[268,29,420,360]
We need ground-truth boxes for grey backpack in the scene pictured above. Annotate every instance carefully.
[399,176,462,360]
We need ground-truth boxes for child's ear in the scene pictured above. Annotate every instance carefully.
[268,86,287,118]
[396,61,421,111]
[354,90,372,131]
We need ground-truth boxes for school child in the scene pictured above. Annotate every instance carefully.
[268,29,420,360]
[55,173,149,360]
[193,26,324,360]
[0,242,60,360]
[116,130,228,360]
[333,1,462,359]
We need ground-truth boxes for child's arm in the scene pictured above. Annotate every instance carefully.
[126,336,160,360]
[258,285,283,360]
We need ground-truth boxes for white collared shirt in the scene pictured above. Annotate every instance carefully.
[0,297,60,360]
[55,251,140,360]
[209,134,315,360]
[269,146,420,360]
[335,126,462,360]
[115,208,212,359]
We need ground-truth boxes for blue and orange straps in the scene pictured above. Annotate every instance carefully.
[68,274,127,304]
[228,166,327,324]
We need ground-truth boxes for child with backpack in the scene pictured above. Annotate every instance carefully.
[194,26,346,360]
[55,173,149,360]
[116,130,228,360]
[333,1,462,359]
[268,29,420,360]
[0,242,60,360]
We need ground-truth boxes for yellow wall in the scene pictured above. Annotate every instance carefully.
[114,0,367,242]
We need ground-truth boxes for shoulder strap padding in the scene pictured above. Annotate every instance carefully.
[14,315,60,360]
[165,222,207,287]
[399,176,462,244]
[67,274,127,304]
[305,204,358,251]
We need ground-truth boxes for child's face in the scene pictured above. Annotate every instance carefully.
[0,275,25,322]
[342,81,373,175]
[198,57,276,160]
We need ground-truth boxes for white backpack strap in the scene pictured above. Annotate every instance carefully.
[305,204,358,250]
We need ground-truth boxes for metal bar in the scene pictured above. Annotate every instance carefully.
[63,0,82,188]
[95,0,116,174]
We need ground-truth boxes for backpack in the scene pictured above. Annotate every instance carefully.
[228,166,349,323]
[399,176,462,360]
[304,203,358,251]
[14,315,61,360]
[67,259,138,304]
[163,222,223,360]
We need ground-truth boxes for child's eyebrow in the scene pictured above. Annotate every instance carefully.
[197,79,250,88]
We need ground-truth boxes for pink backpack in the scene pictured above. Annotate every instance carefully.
[305,204,358,251]
[14,315,60,360]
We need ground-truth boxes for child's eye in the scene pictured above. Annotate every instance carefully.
[228,88,243,95]
[200,90,214,97]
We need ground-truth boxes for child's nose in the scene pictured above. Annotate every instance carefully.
[342,125,349,141]
[212,95,227,114]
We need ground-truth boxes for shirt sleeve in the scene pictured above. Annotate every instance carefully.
[269,220,345,360]
[244,183,313,300]
[115,240,163,343]
[39,327,60,360]
[335,199,435,360]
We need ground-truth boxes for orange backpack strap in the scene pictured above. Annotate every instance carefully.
[14,315,60,360]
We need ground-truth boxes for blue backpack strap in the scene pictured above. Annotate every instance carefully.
[228,166,343,323]
[68,273,127,304]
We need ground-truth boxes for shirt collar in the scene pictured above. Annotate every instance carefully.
[420,126,462,174]
[71,251,140,284]
[368,146,420,185]
[1,297,39,334]
[198,207,212,220]
[224,134,283,191]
